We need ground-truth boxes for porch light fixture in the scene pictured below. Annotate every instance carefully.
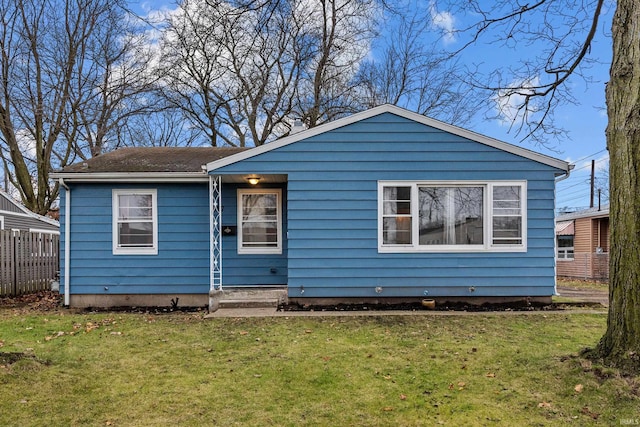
[246,175,261,185]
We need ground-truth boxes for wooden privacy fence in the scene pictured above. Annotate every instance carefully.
[0,230,59,296]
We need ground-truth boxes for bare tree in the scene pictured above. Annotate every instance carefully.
[67,9,159,159]
[0,0,154,214]
[355,12,479,125]
[158,0,378,147]
[156,0,231,146]
[433,0,640,372]
[121,103,203,148]
[292,0,378,128]
[434,0,607,146]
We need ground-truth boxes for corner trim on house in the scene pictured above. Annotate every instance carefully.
[59,178,71,307]
[206,104,571,172]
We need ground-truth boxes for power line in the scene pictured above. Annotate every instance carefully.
[570,149,607,165]
[570,155,609,173]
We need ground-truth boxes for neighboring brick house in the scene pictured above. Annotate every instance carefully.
[556,206,609,281]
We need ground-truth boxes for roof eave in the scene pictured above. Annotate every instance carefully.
[51,171,210,183]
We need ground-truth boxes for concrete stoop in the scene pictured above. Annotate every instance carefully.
[211,287,287,310]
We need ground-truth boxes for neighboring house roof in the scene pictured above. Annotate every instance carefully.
[0,189,60,232]
[555,220,575,236]
[556,205,609,222]
[206,104,571,173]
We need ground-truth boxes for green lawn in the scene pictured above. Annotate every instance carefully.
[0,310,638,426]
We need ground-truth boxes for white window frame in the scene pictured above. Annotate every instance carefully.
[237,188,282,255]
[0,215,4,230]
[378,181,527,253]
[112,189,158,255]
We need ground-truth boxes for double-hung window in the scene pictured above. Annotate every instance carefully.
[238,188,282,254]
[557,235,575,260]
[113,189,157,255]
[379,181,526,252]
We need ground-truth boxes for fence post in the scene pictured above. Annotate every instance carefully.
[12,232,18,296]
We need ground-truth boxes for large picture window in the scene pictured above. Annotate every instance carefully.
[113,189,157,255]
[238,189,282,254]
[379,181,526,252]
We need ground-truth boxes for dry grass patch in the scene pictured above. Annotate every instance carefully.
[557,278,608,291]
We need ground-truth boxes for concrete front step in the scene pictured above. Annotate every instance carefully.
[215,287,287,309]
[219,298,281,309]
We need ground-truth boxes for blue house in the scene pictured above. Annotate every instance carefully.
[52,105,571,308]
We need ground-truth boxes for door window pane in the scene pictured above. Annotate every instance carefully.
[239,190,281,253]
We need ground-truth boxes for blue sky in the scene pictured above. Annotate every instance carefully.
[131,0,612,211]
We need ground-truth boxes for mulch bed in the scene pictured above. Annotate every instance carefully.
[0,292,603,315]
[0,291,63,312]
[278,301,581,312]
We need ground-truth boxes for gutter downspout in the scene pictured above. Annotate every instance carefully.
[59,178,71,306]
[553,164,574,296]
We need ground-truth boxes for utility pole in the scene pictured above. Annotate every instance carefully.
[598,189,602,211]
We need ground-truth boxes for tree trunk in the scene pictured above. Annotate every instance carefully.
[595,0,640,372]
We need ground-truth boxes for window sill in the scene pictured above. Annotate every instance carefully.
[113,248,158,256]
[379,246,527,253]
[238,248,282,255]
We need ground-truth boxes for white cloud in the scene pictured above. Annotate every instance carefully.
[492,76,541,126]
[429,1,456,44]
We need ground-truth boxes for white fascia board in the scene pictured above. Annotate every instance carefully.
[206,104,571,172]
[50,172,209,183]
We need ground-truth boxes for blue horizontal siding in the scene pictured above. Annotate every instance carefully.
[61,183,211,296]
[214,112,562,298]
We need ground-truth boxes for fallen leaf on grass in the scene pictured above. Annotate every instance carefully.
[486,373,496,378]
[0,340,4,347]
[239,331,248,335]
[305,329,313,334]
[383,407,394,412]
[538,402,552,408]
[574,384,583,393]
[400,394,407,400]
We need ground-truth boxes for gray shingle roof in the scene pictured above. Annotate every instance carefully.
[556,205,609,221]
[61,147,249,173]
